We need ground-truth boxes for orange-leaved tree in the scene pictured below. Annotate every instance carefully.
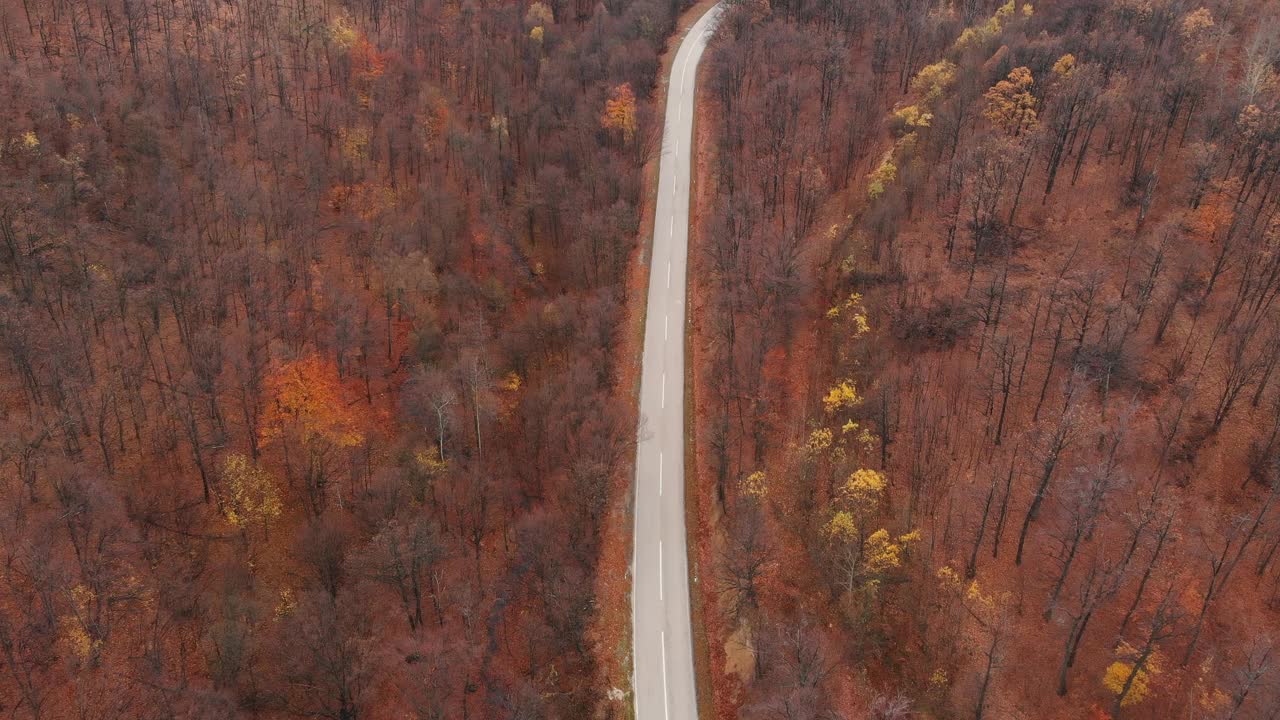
[261,356,368,516]
[600,83,638,142]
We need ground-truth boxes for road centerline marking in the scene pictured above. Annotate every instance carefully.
[661,631,670,720]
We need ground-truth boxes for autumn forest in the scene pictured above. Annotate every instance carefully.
[0,0,673,715]
[1,0,1280,718]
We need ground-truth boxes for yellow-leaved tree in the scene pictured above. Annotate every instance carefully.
[1180,7,1214,44]
[1103,586,1180,714]
[823,468,919,597]
[911,60,957,103]
[954,1,1029,50]
[866,152,898,199]
[741,470,768,499]
[219,453,283,533]
[822,379,863,414]
[825,291,871,337]
[340,126,370,161]
[984,67,1039,136]
[327,15,358,50]
[60,584,103,666]
[525,1,554,27]
[1103,646,1161,709]
[1052,53,1076,78]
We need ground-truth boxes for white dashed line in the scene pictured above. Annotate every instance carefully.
[661,631,670,720]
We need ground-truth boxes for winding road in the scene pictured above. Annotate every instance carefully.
[632,5,721,720]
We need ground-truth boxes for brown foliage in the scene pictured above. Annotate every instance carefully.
[693,0,1280,717]
[0,0,688,715]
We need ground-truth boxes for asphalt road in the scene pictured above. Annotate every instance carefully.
[632,5,721,720]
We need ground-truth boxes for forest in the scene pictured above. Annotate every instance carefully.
[689,0,1280,718]
[0,0,690,716]
[4,0,1280,718]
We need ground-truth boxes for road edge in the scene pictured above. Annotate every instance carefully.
[683,19,717,720]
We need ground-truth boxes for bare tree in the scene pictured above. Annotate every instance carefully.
[1016,391,1081,565]
[1226,638,1275,720]
[1045,455,1122,620]
[1182,489,1279,667]
[404,367,457,462]
[973,610,1008,720]
[1115,506,1175,645]
[1111,584,1183,716]
[720,502,773,621]
[869,693,913,720]
[1056,551,1124,696]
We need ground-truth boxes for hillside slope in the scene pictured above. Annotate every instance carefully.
[691,0,1280,717]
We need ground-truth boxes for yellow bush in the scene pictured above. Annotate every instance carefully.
[893,105,933,131]
[843,468,886,503]
[1053,53,1076,77]
[955,1,1017,50]
[1181,7,1214,42]
[742,470,768,498]
[1103,645,1163,707]
[824,511,858,541]
[805,427,833,455]
[340,126,370,161]
[274,587,298,620]
[823,380,863,413]
[328,16,358,49]
[911,60,957,102]
[220,453,283,530]
[867,155,898,199]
